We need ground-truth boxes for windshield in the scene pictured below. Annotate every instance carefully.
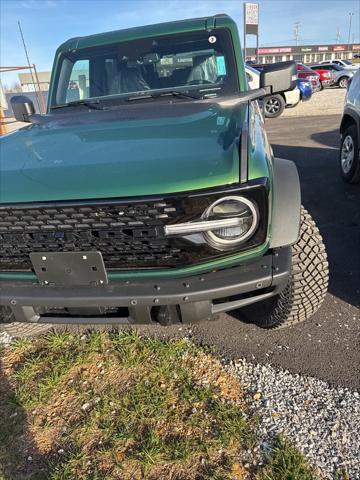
[51,29,238,108]
[342,60,352,65]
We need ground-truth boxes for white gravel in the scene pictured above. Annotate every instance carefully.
[229,359,360,479]
[0,331,14,347]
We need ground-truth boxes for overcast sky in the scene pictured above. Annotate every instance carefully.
[1,0,359,87]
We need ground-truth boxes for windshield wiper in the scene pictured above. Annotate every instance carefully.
[126,90,203,102]
[51,99,104,110]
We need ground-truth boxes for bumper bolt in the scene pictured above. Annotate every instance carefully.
[10,299,17,306]
[256,282,263,289]
[130,299,137,306]
[153,298,160,304]
[183,296,189,302]
[154,285,161,291]
[183,282,190,288]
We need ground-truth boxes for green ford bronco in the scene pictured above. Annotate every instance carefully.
[0,14,329,328]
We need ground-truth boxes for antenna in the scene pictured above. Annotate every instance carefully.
[17,20,41,112]
[293,22,301,46]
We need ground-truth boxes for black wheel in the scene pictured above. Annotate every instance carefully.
[338,76,348,88]
[240,207,329,329]
[263,94,285,118]
[340,124,360,183]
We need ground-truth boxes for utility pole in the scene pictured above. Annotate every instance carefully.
[17,21,43,113]
[336,27,341,44]
[347,12,354,45]
[294,22,300,46]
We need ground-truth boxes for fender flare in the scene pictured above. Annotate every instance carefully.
[270,157,301,248]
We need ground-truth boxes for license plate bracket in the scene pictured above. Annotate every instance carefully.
[30,251,108,286]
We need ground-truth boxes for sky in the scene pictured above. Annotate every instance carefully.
[1,0,359,87]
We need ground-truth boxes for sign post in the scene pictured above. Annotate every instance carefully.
[243,2,259,62]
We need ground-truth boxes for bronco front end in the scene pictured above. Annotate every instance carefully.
[0,14,328,328]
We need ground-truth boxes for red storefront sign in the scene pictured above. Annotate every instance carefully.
[318,46,329,51]
[333,45,345,51]
[352,45,360,50]
[257,47,292,54]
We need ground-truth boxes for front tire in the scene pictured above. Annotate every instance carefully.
[340,124,360,183]
[338,76,348,88]
[241,207,329,329]
[264,94,285,118]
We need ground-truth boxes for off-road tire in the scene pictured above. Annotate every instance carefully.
[263,94,285,118]
[340,124,360,184]
[337,76,348,88]
[242,207,329,329]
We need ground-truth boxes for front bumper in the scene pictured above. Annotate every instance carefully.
[0,248,291,325]
[321,79,334,87]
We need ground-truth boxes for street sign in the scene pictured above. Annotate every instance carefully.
[244,3,259,34]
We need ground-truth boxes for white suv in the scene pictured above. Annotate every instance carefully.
[245,65,300,118]
[339,69,360,183]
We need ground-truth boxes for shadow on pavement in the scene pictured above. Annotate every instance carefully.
[272,142,360,308]
[0,358,48,480]
[310,128,340,149]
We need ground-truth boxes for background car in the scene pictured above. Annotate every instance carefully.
[296,79,312,101]
[245,64,300,118]
[339,69,360,183]
[296,63,321,92]
[309,64,353,88]
[306,65,335,89]
[319,59,359,72]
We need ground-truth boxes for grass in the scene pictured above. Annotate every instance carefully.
[257,437,316,480]
[0,330,319,480]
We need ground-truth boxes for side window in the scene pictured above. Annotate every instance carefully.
[66,60,90,103]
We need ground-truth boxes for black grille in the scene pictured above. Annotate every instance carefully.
[0,182,268,272]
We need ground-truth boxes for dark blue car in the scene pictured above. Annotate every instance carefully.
[297,79,312,101]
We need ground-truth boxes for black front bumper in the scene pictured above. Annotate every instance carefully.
[0,248,291,325]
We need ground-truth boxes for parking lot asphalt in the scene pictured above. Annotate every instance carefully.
[2,114,359,390]
[145,113,360,391]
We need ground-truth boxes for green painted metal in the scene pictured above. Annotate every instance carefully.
[1,102,247,203]
[0,14,275,281]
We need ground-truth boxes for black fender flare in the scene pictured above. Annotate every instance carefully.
[270,157,301,248]
[340,108,360,143]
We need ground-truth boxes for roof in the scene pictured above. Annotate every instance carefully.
[57,14,236,53]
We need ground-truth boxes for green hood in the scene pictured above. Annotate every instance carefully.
[0,100,246,204]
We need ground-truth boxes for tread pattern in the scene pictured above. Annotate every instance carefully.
[260,207,329,328]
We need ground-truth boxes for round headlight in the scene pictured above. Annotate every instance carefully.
[202,196,258,250]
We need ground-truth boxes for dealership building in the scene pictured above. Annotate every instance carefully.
[246,43,360,64]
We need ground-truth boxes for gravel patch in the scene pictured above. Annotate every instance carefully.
[283,88,346,117]
[0,331,14,347]
[229,359,360,479]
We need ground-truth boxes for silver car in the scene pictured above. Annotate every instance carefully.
[319,59,359,72]
[339,69,360,183]
[310,64,354,88]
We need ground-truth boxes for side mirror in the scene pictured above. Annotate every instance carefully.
[260,61,297,94]
[10,95,35,123]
